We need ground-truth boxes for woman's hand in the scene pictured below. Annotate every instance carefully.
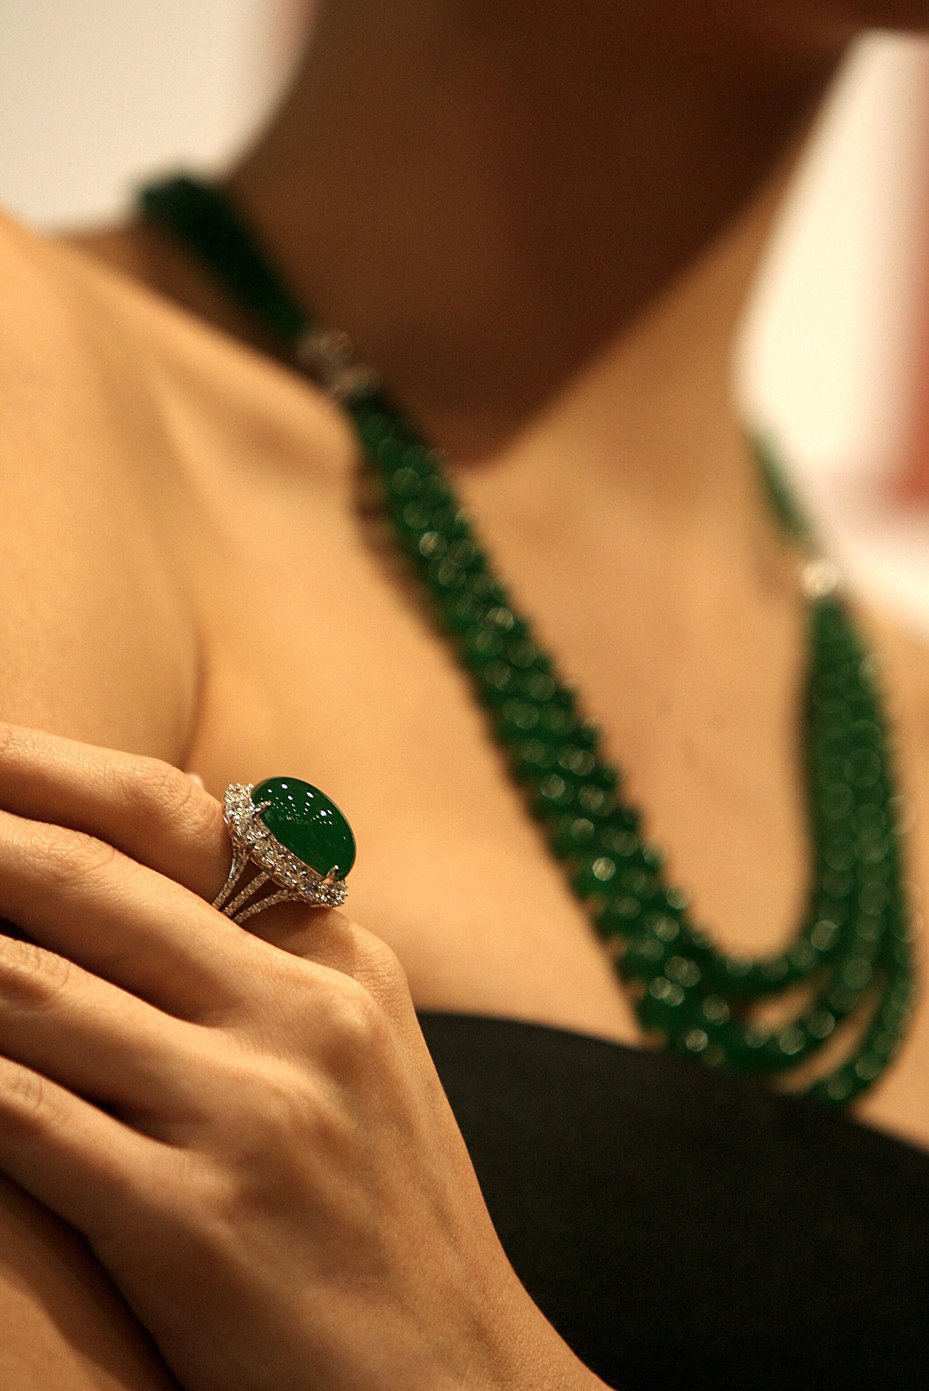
[0,723,606,1391]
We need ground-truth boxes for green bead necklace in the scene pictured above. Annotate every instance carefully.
[140,174,917,1106]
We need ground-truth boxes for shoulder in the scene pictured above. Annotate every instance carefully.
[0,208,197,758]
[0,203,57,289]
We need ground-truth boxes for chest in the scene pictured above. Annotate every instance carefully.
[170,435,929,1150]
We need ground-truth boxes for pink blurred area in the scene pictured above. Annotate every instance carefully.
[738,35,929,634]
[894,182,929,509]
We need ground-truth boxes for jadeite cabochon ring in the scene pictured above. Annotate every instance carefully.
[213,778,356,924]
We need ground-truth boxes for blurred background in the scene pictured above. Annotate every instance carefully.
[2,3,928,630]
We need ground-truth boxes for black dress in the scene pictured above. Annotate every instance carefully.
[418,1011,929,1390]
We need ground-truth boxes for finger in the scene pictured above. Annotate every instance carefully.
[0,725,405,1014]
[0,934,212,1119]
[0,807,409,1035]
[0,725,365,971]
[0,723,228,901]
[0,1051,161,1243]
[0,807,272,1017]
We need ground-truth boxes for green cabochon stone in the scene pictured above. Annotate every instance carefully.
[252,778,356,878]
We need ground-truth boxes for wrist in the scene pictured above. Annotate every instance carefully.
[486,1275,615,1391]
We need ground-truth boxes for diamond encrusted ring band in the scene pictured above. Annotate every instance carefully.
[213,778,356,924]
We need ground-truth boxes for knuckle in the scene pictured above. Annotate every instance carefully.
[116,757,215,836]
[222,1059,328,1162]
[258,1069,322,1136]
[349,926,410,1004]
[320,974,389,1057]
[0,937,74,1006]
[37,826,118,886]
[6,1065,57,1127]
[135,1149,210,1234]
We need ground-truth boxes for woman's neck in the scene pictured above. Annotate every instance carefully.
[67,1,846,598]
[223,1,840,459]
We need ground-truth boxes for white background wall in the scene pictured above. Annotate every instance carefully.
[738,35,929,632]
[0,0,307,227]
[2,7,929,627]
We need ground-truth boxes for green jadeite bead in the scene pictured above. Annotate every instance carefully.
[252,778,356,878]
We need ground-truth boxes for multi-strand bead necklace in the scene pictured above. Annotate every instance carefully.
[140,174,917,1105]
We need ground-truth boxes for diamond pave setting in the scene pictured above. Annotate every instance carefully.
[215,783,349,923]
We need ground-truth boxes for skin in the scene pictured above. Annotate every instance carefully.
[0,724,607,1391]
[2,0,929,1386]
